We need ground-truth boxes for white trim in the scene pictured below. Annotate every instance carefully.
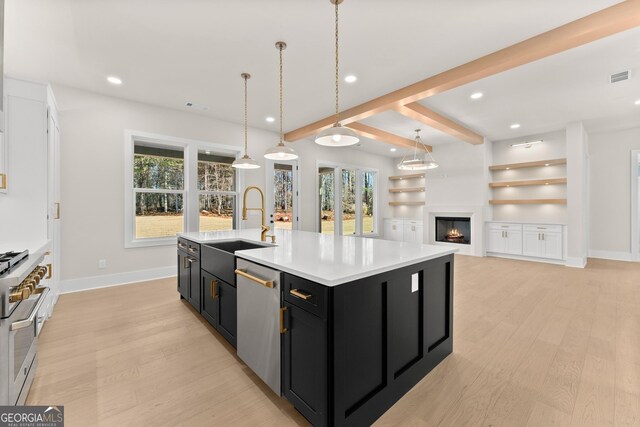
[631,150,640,261]
[565,256,587,268]
[589,250,635,262]
[60,266,176,294]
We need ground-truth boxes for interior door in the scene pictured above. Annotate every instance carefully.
[46,109,61,312]
[266,159,299,231]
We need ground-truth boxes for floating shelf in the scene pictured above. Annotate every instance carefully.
[489,178,567,188]
[389,201,426,206]
[389,173,425,181]
[489,199,567,205]
[489,158,566,171]
[389,187,425,193]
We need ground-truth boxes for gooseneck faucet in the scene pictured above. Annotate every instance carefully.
[242,186,272,242]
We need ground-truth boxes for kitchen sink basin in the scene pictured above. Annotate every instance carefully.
[205,239,271,254]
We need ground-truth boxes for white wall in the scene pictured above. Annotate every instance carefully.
[53,85,394,284]
[589,126,640,259]
[491,130,567,223]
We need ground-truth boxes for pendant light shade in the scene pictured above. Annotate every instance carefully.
[265,41,299,160]
[397,129,439,171]
[233,73,261,169]
[314,0,359,147]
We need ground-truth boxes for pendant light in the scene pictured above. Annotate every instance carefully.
[314,0,359,147]
[265,41,299,160]
[397,129,439,170]
[232,73,260,169]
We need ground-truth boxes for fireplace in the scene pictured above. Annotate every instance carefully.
[435,216,471,245]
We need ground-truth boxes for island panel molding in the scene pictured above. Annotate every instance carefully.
[284,1,640,142]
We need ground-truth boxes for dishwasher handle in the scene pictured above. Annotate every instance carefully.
[235,269,274,288]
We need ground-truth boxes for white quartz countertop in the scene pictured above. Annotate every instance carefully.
[178,229,457,287]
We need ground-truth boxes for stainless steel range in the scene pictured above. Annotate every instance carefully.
[0,250,50,406]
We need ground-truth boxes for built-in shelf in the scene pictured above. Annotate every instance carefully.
[489,158,566,171]
[389,187,425,193]
[489,199,567,205]
[389,201,426,206]
[489,178,567,188]
[389,173,425,181]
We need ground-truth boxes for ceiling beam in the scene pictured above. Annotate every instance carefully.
[285,0,640,142]
[345,122,432,152]
[395,103,483,145]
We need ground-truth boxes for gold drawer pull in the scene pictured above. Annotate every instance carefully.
[210,279,218,299]
[280,306,288,334]
[54,203,61,219]
[235,269,273,288]
[188,247,199,253]
[290,289,312,301]
[178,242,187,249]
[0,173,6,190]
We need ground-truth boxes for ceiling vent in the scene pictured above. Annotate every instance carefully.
[185,102,210,111]
[609,70,631,84]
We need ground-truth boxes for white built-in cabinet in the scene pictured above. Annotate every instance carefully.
[0,78,61,320]
[486,221,565,262]
[384,219,423,244]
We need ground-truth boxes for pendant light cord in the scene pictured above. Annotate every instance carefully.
[243,74,248,156]
[280,44,284,145]
[334,0,340,125]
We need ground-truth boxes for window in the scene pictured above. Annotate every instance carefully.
[271,163,295,230]
[133,144,185,239]
[317,164,377,236]
[198,151,236,232]
[125,131,240,247]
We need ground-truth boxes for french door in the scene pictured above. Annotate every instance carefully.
[265,159,299,231]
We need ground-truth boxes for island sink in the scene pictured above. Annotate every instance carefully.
[205,239,271,253]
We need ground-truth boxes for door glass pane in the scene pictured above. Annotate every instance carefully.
[273,164,293,230]
[135,192,184,238]
[199,194,235,232]
[362,171,375,234]
[318,168,335,234]
[342,169,356,235]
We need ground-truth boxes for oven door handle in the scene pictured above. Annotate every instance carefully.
[10,287,50,331]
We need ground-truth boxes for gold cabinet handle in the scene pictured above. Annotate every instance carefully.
[0,173,6,190]
[54,203,61,219]
[210,279,218,299]
[280,306,288,334]
[183,257,190,269]
[46,264,52,279]
[178,242,187,249]
[235,269,273,288]
[290,289,312,301]
[188,247,199,253]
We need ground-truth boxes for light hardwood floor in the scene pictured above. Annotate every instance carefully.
[27,256,640,426]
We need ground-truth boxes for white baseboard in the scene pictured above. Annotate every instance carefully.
[565,256,587,269]
[486,252,566,266]
[60,266,176,294]
[589,250,636,262]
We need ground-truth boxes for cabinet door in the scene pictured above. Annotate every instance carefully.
[542,232,563,260]
[217,280,237,347]
[188,257,201,312]
[488,230,505,253]
[201,271,219,327]
[177,251,190,300]
[414,225,424,244]
[504,231,523,255]
[522,231,542,257]
[404,223,418,243]
[283,302,327,427]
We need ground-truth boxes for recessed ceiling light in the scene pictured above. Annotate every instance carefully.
[344,75,357,83]
[390,148,397,152]
[107,76,122,85]
[510,123,521,129]
[470,92,483,100]
[265,116,275,123]
[635,99,640,105]
[505,167,510,170]
[544,163,550,166]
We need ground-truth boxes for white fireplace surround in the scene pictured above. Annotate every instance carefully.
[424,206,484,256]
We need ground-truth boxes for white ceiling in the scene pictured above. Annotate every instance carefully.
[5,0,636,157]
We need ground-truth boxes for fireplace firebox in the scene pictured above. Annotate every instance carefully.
[435,217,471,245]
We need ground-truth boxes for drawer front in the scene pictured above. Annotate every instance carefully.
[488,223,522,231]
[187,241,201,258]
[283,274,328,319]
[523,224,563,233]
[177,238,190,252]
[404,220,422,226]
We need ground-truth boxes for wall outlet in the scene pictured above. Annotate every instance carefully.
[98,259,107,269]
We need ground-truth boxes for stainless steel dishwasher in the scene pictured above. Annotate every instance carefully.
[235,259,282,395]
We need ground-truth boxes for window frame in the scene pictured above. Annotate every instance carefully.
[124,130,241,248]
[315,160,379,237]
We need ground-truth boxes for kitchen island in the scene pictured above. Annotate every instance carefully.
[177,229,456,427]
